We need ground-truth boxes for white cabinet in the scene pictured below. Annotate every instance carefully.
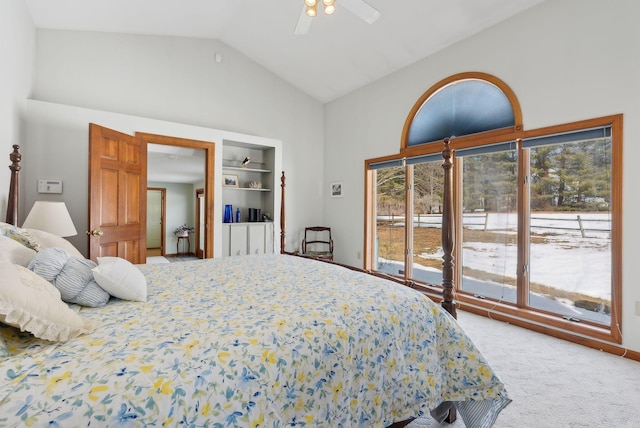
[222,222,274,257]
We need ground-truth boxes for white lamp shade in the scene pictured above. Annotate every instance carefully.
[22,201,78,237]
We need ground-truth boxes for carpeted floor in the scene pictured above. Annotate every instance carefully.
[146,256,171,264]
[146,255,200,264]
[409,310,640,427]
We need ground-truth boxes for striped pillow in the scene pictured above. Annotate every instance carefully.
[0,335,8,358]
[27,248,109,307]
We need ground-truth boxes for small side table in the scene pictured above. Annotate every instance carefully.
[177,236,190,255]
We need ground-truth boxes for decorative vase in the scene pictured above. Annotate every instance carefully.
[224,204,233,223]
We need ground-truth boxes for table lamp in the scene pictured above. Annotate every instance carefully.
[22,201,78,237]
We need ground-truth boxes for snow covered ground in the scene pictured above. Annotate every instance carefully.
[377,212,612,323]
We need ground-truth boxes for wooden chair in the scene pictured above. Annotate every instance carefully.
[301,226,333,261]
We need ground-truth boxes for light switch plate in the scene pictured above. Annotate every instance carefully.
[37,179,63,194]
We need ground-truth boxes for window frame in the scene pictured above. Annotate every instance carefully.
[365,114,623,345]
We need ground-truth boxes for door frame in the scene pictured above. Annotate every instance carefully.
[195,188,205,259]
[137,132,215,258]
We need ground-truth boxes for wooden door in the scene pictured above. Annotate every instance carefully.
[88,124,146,263]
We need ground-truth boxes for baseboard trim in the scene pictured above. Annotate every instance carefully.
[460,305,640,362]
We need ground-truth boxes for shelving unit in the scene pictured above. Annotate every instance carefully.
[222,165,272,192]
[220,142,279,256]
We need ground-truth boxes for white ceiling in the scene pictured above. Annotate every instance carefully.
[147,144,206,184]
[25,0,545,183]
[25,0,545,104]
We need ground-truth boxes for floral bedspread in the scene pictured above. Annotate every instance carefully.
[0,254,510,427]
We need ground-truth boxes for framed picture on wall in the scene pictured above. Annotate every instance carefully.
[223,174,239,188]
[330,182,343,198]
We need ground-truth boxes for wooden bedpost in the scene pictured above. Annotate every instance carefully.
[5,145,21,226]
[441,138,458,424]
[441,139,457,319]
[280,171,286,254]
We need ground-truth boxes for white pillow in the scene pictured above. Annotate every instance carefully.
[0,262,98,341]
[92,257,147,302]
[0,235,36,266]
[25,228,83,258]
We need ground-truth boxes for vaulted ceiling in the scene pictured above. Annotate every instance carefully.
[25,0,545,104]
[25,0,545,183]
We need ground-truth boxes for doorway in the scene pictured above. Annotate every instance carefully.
[146,188,166,256]
[137,132,215,258]
[88,124,215,262]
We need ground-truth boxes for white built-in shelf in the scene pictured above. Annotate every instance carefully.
[223,187,271,192]
[223,166,271,173]
[222,158,272,173]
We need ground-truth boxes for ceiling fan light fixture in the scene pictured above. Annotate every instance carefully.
[305,5,317,17]
[304,0,317,7]
[324,3,336,15]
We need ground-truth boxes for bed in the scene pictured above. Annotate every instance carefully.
[1,144,510,427]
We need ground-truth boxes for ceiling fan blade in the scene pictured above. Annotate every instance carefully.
[294,6,313,35]
[341,0,381,24]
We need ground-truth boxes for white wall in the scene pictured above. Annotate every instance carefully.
[25,100,283,257]
[324,0,640,352]
[148,181,196,255]
[0,0,34,218]
[31,30,325,252]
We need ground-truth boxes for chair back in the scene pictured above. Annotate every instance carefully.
[302,226,333,260]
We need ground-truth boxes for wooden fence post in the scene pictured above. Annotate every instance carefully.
[577,215,585,238]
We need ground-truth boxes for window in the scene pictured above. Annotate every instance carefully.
[457,143,518,304]
[524,127,614,326]
[409,158,444,286]
[372,162,406,276]
[365,73,622,345]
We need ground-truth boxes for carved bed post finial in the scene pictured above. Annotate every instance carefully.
[280,171,286,254]
[6,145,21,226]
[441,138,457,318]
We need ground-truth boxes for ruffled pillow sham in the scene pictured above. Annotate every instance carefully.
[0,235,36,266]
[0,262,97,342]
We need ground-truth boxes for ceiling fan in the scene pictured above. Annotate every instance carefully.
[294,0,381,35]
